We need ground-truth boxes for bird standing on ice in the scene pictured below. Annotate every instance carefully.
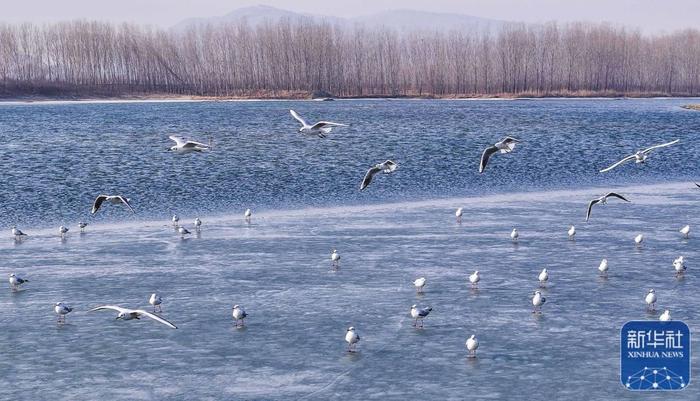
[194,218,202,231]
[466,335,479,358]
[244,209,252,224]
[330,249,340,269]
[598,259,609,276]
[9,273,28,291]
[538,268,549,287]
[659,310,671,321]
[11,226,27,241]
[673,256,686,276]
[455,208,463,223]
[532,291,546,313]
[645,289,657,311]
[232,305,248,327]
[410,305,432,328]
[479,136,521,173]
[178,226,191,238]
[567,225,576,240]
[289,109,347,138]
[680,225,690,239]
[510,228,519,242]
[59,226,69,238]
[172,215,179,227]
[469,271,480,288]
[345,327,360,352]
[78,222,88,232]
[149,293,163,313]
[634,234,644,246]
[54,302,73,324]
[413,277,426,293]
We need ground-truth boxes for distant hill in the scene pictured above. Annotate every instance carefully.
[172,5,507,33]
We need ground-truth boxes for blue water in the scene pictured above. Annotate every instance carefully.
[0,99,699,400]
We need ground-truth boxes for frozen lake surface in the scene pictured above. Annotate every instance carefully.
[0,99,699,399]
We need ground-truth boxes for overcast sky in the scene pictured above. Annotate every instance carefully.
[2,0,698,33]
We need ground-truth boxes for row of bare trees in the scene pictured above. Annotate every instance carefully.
[1,19,699,97]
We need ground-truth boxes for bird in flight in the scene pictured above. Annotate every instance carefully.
[91,195,134,215]
[360,160,397,190]
[586,192,630,221]
[479,136,520,173]
[599,139,679,173]
[168,135,211,153]
[89,305,177,329]
[289,110,347,138]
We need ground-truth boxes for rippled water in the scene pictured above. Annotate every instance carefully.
[1,99,699,400]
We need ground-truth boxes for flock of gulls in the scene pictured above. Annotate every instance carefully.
[6,108,698,358]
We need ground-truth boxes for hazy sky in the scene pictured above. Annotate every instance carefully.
[2,0,699,33]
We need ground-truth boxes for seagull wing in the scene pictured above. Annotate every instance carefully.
[383,160,398,173]
[479,146,499,173]
[360,166,382,190]
[89,305,129,313]
[641,139,679,154]
[182,140,210,149]
[134,310,178,329]
[586,199,600,222]
[311,121,348,130]
[91,195,108,215]
[599,154,636,173]
[605,192,630,202]
[116,196,135,213]
[290,110,308,126]
[168,135,187,147]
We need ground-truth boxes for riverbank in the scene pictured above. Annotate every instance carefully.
[682,104,700,111]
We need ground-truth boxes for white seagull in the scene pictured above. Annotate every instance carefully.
[645,289,657,311]
[360,160,398,191]
[172,214,179,226]
[232,305,248,327]
[244,209,252,223]
[585,192,630,222]
[168,135,211,153]
[466,334,479,358]
[91,195,134,215]
[510,228,519,242]
[456,207,463,223]
[194,218,202,231]
[599,139,679,173]
[78,222,88,232]
[532,291,546,313]
[11,226,27,240]
[538,268,549,287]
[680,225,690,239]
[410,304,432,328]
[598,259,609,276]
[673,256,686,276]
[149,293,163,313]
[289,109,347,138]
[479,136,520,173]
[178,226,191,238]
[469,271,480,287]
[59,226,69,238]
[413,277,426,293]
[89,305,177,329]
[567,225,576,240]
[54,302,73,324]
[345,326,360,352]
[331,249,340,268]
[659,310,671,322]
[634,234,644,246]
[9,273,28,291]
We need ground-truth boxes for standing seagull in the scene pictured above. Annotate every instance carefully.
[510,228,519,242]
[11,226,27,240]
[89,305,177,329]
[659,310,671,322]
[567,225,576,240]
[413,277,426,293]
[178,226,191,238]
[673,256,686,276]
[360,160,398,190]
[455,207,463,223]
[232,305,248,327]
[410,305,432,328]
[599,139,679,173]
[585,193,630,222]
[149,293,163,313]
[8,273,28,291]
[330,249,341,269]
[172,214,180,227]
[645,289,657,311]
[194,218,202,231]
[244,209,252,224]
[469,271,481,288]
[532,291,546,313]
[91,195,134,215]
[345,327,360,352]
[598,259,609,276]
[634,234,644,246]
[289,109,347,138]
[59,226,69,238]
[466,335,479,358]
[479,136,520,173]
[680,225,690,239]
[538,268,549,287]
[54,302,73,324]
[168,135,211,153]
[78,222,88,232]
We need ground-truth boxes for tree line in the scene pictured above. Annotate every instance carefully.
[1,19,699,98]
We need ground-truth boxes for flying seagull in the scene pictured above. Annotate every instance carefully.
[479,136,520,173]
[89,305,177,329]
[599,139,679,173]
[168,135,211,153]
[585,192,630,222]
[360,160,397,190]
[91,195,134,215]
[289,109,347,138]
